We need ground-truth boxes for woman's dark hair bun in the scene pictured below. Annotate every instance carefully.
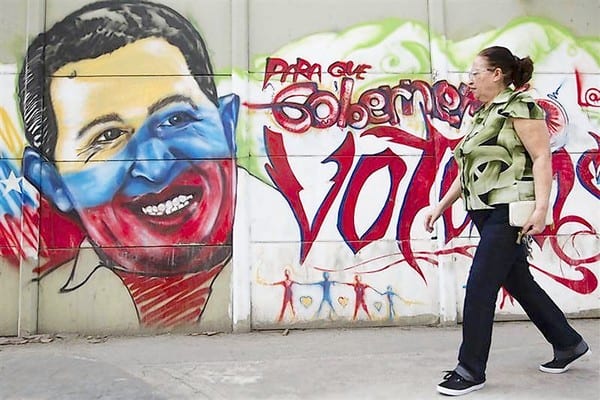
[478,46,535,87]
[512,56,534,88]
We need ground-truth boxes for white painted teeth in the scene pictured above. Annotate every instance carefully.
[142,194,193,216]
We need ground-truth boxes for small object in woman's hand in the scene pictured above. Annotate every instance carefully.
[516,230,524,244]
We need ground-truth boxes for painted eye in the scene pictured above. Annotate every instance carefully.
[160,112,197,127]
[95,128,128,144]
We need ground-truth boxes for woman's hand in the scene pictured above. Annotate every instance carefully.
[424,176,463,233]
[424,206,442,233]
[522,207,547,235]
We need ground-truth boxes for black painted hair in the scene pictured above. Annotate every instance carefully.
[478,46,534,88]
[18,0,217,159]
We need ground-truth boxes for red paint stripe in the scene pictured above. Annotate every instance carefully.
[143,290,210,326]
[118,264,223,328]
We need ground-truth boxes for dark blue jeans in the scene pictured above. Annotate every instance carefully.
[456,205,583,382]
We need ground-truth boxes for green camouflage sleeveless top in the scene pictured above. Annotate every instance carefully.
[454,88,545,210]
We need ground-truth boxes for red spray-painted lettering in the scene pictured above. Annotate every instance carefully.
[263,58,372,89]
[250,77,476,133]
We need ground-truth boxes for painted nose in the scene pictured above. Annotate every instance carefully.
[130,138,177,183]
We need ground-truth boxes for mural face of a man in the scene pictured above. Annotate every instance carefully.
[45,37,235,274]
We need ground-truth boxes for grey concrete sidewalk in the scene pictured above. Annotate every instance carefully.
[0,319,598,400]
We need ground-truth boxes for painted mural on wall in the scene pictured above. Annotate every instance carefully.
[242,18,599,327]
[0,1,238,332]
[0,1,598,334]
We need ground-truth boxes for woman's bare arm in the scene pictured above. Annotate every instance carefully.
[513,118,552,234]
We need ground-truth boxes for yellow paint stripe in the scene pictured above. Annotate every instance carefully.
[0,107,25,158]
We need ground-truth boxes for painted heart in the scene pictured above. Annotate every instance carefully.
[337,296,349,307]
[374,301,382,311]
[300,296,312,308]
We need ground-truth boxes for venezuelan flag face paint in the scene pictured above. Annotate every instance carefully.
[47,38,236,274]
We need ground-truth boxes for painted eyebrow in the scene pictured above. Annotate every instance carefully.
[147,95,198,115]
[77,113,124,139]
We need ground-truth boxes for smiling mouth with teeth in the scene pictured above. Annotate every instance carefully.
[141,194,194,216]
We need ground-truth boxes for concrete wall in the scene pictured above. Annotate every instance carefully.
[0,0,598,335]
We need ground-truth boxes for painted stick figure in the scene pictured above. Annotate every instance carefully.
[312,271,338,318]
[345,274,375,320]
[380,285,418,320]
[259,268,297,322]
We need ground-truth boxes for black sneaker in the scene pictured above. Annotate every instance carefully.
[539,345,591,374]
[436,370,485,396]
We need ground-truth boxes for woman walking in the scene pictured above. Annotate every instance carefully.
[425,46,590,396]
